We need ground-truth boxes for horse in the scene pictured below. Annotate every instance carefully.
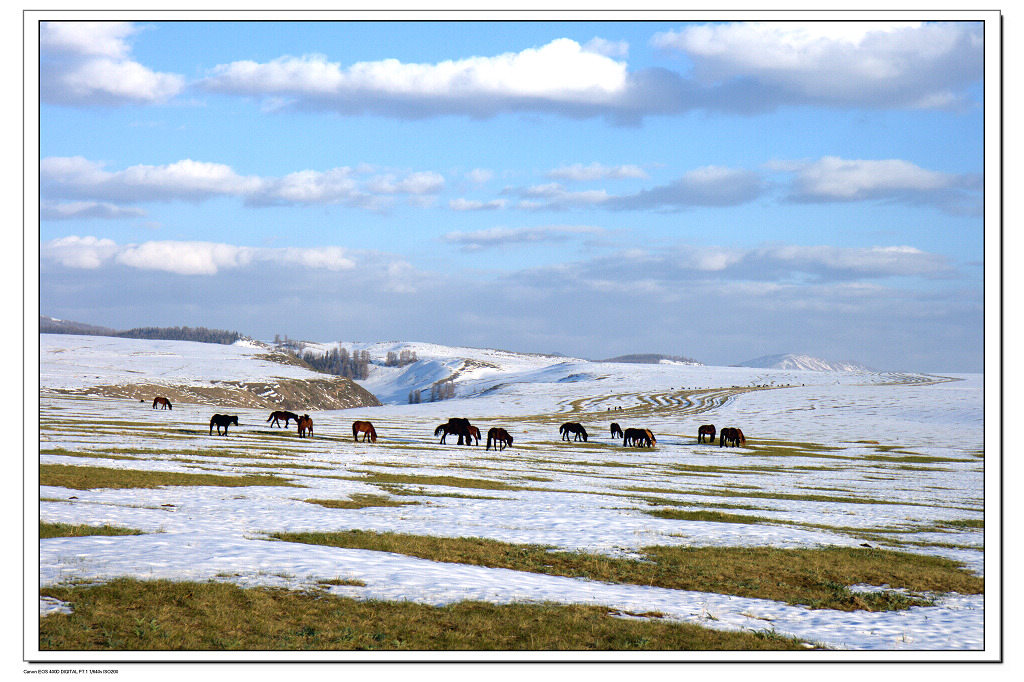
[434,418,475,445]
[298,415,314,438]
[267,410,300,428]
[352,420,377,443]
[720,427,746,447]
[486,427,513,451]
[152,396,172,410]
[559,422,588,442]
[610,422,623,439]
[210,414,238,436]
[623,427,654,448]
[698,424,716,443]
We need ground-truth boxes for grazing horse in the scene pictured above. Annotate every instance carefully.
[210,414,238,436]
[719,427,746,447]
[152,396,172,410]
[267,410,300,428]
[486,427,514,451]
[297,415,313,438]
[623,427,654,448]
[434,418,475,446]
[352,420,377,443]
[559,422,589,442]
[698,424,716,444]
[610,422,623,439]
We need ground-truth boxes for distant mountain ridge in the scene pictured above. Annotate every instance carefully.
[41,315,243,345]
[735,353,873,372]
[600,353,701,366]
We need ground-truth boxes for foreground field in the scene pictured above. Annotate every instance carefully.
[35,336,986,654]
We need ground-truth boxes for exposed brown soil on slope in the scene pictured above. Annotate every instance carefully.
[50,376,381,411]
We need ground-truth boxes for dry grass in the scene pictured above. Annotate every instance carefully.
[305,494,419,510]
[39,578,813,651]
[271,530,982,612]
[39,464,303,490]
[40,522,147,538]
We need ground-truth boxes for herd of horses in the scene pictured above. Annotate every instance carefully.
[151,396,747,448]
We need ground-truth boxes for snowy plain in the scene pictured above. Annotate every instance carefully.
[34,334,989,657]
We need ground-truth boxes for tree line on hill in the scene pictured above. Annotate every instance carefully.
[40,316,241,345]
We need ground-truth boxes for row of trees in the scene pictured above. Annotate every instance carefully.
[385,350,418,367]
[408,379,455,404]
[299,347,373,380]
[116,326,241,345]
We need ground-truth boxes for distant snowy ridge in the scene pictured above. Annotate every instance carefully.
[735,354,873,372]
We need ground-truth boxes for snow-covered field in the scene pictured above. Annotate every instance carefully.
[33,334,989,656]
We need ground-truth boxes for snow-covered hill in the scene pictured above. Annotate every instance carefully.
[734,353,873,372]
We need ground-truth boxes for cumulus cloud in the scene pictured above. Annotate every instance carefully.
[547,162,648,182]
[651,21,982,111]
[466,169,494,185]
[779,156,982,214]
[40,21,185,106]
[41,237,366,276]
[201,38,631,118]
[41,156,446,210]
[441,225,606,251]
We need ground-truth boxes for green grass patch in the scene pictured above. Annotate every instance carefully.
[40,464,303,491]
[40,522,147,539]
[271,530,981,611]
[305,494,418,510]
[38,578,811,651]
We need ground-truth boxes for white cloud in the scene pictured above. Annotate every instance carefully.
[442,225,605,251]
[42,237,362,276]
[651,21,982,110]
[449,198,508,211]
[607,165,765,209]
[40,21,185,106]
[583,37,630,58]
[41,156,445,210]
[547,162,648,182]
[779,156,981,213]
[42,235,119,269]
[466,169,494,185]
[40,201,146,221]
[202,38,630,116]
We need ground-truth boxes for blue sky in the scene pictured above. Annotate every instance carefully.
[35,16,991,371]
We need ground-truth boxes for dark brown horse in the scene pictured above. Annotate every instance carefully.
[434,418,475,445]
[559,422,588,442]
[267,410,300,428]
[152,396,172,410]
[486,427,514,451]
[698,424,716,443]
[719,427,746,447]
[610,422,623,439]
[623,427,654,448]
[352,420,377,443]
[297,415,313,438]
[210,414,238,436]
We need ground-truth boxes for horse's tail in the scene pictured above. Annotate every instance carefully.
[434,424,444,437]
[353,422,360,440]
[267,414,274,422]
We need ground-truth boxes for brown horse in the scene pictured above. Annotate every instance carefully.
[698,424,716,443]
[719,427,746,447]
[297,415,313,438]
[352,420,377,443]
[610,422,623,439]
[152,396,172,410]
[486,427,513,451]
[559,422,588,442]
[210,414,238,436]
[267,410,299,428]
[466,425,481,446]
